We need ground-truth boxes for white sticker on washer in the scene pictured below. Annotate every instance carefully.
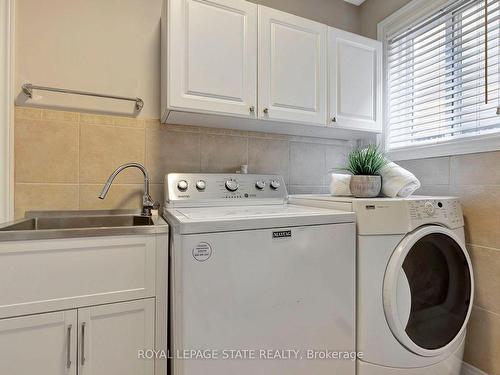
[193,242,212,262]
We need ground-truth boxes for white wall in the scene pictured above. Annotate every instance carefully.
[0,0,13,221]
[15,0,163,118]
[15,0,360,119]
[359,0,411,38]
[248,0,360,33]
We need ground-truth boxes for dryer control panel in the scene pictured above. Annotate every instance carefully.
[165,173,288,207]
[408,198,464,229]
[349,196,464,234]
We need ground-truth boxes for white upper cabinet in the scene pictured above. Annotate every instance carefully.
[162,0,382,139]
[328,28,382,133]
[258,6,327,126]
[165,0,257,117]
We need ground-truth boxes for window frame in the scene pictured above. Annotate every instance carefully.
[378,0,500,161]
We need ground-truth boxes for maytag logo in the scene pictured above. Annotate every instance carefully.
[272,230,292,239]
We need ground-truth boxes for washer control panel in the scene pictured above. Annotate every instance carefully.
[408,198,464,228]
[166,173,287,207]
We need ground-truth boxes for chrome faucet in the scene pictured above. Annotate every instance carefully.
[99,163,160,216]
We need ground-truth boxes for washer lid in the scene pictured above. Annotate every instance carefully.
[383,226,473,357]
[164,204,355,234]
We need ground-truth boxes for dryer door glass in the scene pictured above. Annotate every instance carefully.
[402,233,471,350]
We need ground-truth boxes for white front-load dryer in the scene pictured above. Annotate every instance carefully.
[289,195,474,375]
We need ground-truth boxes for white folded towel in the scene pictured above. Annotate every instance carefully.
[379,162,421,198]
[329,173,352,196]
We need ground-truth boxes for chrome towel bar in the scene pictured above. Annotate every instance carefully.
[21,83,144,111]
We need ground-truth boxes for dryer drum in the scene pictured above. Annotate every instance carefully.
[401,233,471,350]
[383,226,474,357]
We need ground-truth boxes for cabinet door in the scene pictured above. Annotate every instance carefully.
[79,299,155,375]
[329,28,382,132]
[258,6,327,125]
[0,310,77,375]
[168,0,257,117]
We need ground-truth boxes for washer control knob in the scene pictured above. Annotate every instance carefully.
[225,180,239,192]
[255,181,266,190]
[270,180,281,190]
[177,180,188,191]
[424,201,435,216]
[196,180,206,191]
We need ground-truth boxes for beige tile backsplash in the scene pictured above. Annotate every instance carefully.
[14,184,79,219]
[464,307,500,375]
[200,134,249,173]
[13,106,500,373]
[145,127,201,184]
[14,106,354,218]
[15,118,79,183]
[400,152,500,374]
[79,184,146,210]
[248,138,290,182]
[79,123,146,184]
[468,245,500,314]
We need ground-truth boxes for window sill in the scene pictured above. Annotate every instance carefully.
[385,133,500,161]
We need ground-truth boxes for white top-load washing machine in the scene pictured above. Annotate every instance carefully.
[289,195,474,375]
[163,174,357,375]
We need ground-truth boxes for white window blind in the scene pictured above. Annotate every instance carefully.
[386,0,500,151]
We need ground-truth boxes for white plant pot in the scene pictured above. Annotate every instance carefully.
[350,175,381,198]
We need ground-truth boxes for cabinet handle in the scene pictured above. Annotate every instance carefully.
[249,106,255,113]
[263,108,269,114]
[331,116,337,123]
[81,322,86,366]
[66,324,72,369]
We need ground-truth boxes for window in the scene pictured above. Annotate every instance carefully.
[384,0,500,157]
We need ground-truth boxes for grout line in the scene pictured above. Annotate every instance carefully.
[472,305,500,317]
[447,183,500,187]
[288,140,292,185]
[15,182,81,186]
[77,115,81,209]
[143,125,147,169]
[448,156,452,186]
[15,182,146,187]
[246,136,249,167]
[144,125,149,172]
[323,144,328,186]
[466,243,500,252]
[197,132,202,172]
[79,121,145,131]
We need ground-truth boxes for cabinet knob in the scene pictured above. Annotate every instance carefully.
[263,108,269,114]
[249,106,255,113]
[331,116,337,123]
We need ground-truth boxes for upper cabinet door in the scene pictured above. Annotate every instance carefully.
[168,0,257,117]
[329,28,382,132]
[258,6,327,126]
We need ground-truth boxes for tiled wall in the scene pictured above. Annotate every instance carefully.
[14,107,353,218]
[399,154,500,375]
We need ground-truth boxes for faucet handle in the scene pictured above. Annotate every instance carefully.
[141,194,160,216]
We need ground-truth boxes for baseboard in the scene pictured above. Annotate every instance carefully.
[461,362,489,375]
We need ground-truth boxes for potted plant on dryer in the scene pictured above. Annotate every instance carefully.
[344,145,387,198]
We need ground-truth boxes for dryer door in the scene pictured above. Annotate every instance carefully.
[383,226,473,357]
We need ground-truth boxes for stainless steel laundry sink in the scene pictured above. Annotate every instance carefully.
[0,210,168,241]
